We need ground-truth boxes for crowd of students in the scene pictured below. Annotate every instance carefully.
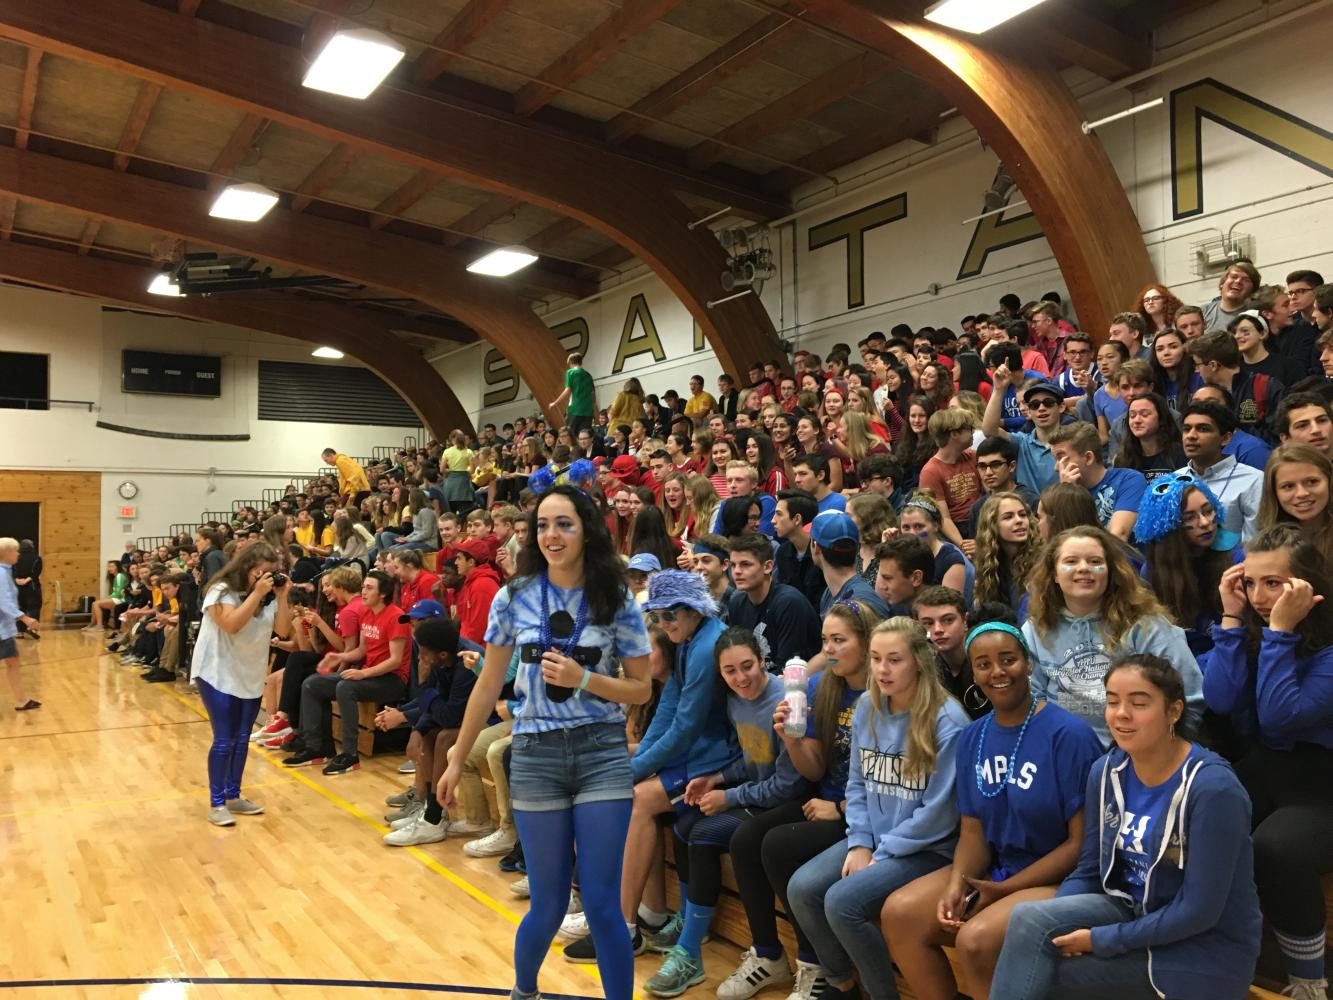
[84,262,1333,1000]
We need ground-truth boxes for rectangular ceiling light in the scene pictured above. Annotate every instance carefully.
[467,245,539,277]
[209,182,280,222]
[311,347,345,359]
[303,28,407,99]
[924,0,1049,33]
[147,273,182,297]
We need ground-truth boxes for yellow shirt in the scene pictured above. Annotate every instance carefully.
[295,524,334,550]
[684,392,717,418]
[333,453,369,495]
[442,446,474,473]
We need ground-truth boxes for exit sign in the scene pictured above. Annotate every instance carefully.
[118,506,137,519]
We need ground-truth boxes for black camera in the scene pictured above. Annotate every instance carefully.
[271,573,288,586]
[260,572,289,607]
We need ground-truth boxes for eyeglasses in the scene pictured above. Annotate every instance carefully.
[1141,294,1164,303]
[976,460,1012,472]
[1180,506,1217,527]
[1027,397,1060,410]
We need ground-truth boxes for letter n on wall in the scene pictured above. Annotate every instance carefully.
[1171,77,1333,220]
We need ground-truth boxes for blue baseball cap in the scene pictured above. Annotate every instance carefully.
[399,599,445,624]
[1022,379,1064,403]
[810,510,859,550]
[627,553,662,573]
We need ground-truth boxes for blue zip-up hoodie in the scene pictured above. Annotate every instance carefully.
[721,674,809,808]
[845,694,968,862]
[632,615,738,782]
[1203,624,1333,750]
[1060,746,1260,1000]
[1023,611,1203,745]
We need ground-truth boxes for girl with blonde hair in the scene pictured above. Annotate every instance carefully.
[685,476,719,544]
[970,493,1039,609]
[785,617,969,1000]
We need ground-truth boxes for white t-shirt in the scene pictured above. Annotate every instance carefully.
[190,585,276,699]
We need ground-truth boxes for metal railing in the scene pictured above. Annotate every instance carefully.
[0,396,96,411]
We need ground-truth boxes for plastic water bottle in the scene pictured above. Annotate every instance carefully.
[783,657,809,738]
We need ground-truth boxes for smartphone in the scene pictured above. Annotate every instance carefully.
[961,888,981,916]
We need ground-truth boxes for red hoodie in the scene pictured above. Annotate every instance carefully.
[456,563,503,645]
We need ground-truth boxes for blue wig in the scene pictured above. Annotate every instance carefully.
[566,458,596,488]
[1133,473,1227,547]
[527,463,556,495]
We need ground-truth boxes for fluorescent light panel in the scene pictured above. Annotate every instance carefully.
[924,0,1049,33]
[303,28,406,99]
[148,273,182,297]
[467,245,539,277]
[311,347,345,359]
[209,182,280,222]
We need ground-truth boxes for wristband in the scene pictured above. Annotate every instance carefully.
[574,668,592,698]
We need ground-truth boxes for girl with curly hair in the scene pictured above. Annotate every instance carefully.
[1135,282,1183,336]
[970,493,1039,609]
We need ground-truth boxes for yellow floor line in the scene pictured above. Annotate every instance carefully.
[157,685,621,996]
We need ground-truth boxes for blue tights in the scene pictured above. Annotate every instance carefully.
[513,800,633,1000]
[197,678,262,807]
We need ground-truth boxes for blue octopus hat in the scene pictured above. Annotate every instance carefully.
[1133,472,1236,550]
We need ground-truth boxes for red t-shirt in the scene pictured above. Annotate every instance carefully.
[335,596,365,648]
[918,450,982,526]
[360,602,412,682]
[399,569,440,615]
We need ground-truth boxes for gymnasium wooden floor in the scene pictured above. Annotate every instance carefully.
[0,632,742,1000]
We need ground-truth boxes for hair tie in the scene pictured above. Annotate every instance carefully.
[965,621,1029,656]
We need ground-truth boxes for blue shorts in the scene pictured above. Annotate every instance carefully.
[656,763,691,814]
[0,636,16,660]
[509,722,633,812]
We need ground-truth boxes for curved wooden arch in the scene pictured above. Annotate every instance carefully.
[798,1,1157,337]
[0,240,476,438]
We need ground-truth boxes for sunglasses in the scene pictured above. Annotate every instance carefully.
[648,605,689,624]
[1026,397,1060,410]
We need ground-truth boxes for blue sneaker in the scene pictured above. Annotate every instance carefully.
[644,946,705,998]
[644,910,684,953]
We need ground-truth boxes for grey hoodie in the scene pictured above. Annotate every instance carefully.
[1022,611,1203,745]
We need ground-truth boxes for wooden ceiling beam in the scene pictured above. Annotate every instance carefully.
[441,195,521,248]
[15,46,41,150]
[368,168,442,229]
[605,13,801,144]
[688,50,891,170]
[0,142,575,424]
[525,216,585,253]
[0,198,15,241]
[412,0,512,87]
[207,112,268,193]
[178,0,202,15]
[512,0,683,117]
[291,141,355,212]
[0,239,475,436]
[1017,7,1149,80]
[114,81,163,171]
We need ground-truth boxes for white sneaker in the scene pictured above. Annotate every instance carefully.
[398,759,416,774]
[446,818,494,838]
[567,890,582,915]
[785,961,828,1000]
[383,817,447,847]
[390,805,426,829]
[1282,978,1330,1000]
[510,875,530,898]
[464,827,518,857]
[557,909,589,942]
[207,806,236,827]
[718,948,793,1000]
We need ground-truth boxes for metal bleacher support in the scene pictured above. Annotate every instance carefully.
[200,511,232,525]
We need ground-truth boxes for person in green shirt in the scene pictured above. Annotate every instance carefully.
[553,352,597,434]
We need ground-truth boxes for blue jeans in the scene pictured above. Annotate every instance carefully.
[990,894,1153,1000]
[786,838,950,1000]
[197,678,262,807]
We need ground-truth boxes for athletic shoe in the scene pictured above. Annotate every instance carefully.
[260,732,296,750]
[224,798,264,816]
[386,786,417,808]
[207,806,236,827]
[498,845,525,873]
[567,890,582,915]
[383,816,447,847]
[15,699,41,711]
[509,875,530,898]
[81,623,98,632]
[464,827,517,858]
[251,717,291,742]
[321,753,360,776]
[282,748,329,768]
[398,759,416,774]
[557,910,588,943]
[1281,978,1330,1000]
[445,818,493,838]
[785,961,829,1000]
[511,988,540,1000]
[564,926,646,963]
[644,911,685,953]
[644,946,705,998]
[141,668,176,683]
[718,948,794,1000]
[386,799,425,825]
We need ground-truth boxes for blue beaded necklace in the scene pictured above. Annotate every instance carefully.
[539,573,590,657]
[974,696,1038,798]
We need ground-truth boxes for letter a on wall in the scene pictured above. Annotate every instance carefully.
[807,194,908,309]
[956,209,1044,281]
[1171,78,1333,219]
[613,294,666,374]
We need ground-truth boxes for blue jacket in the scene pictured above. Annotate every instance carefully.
[0,564,19,640]
[1203,624,1333,751]
[1060,746,1261,1000]
[632,616,738,782]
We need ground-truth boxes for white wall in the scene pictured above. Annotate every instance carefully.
[0,283,423,555]
[433,0,1333,426]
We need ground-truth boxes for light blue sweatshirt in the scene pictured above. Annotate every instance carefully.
[845,694,968,862]
[721,674,809,808]
[1023,611,1204,746]
[0,564,19,640]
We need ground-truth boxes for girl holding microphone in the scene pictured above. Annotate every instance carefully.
[190,542,292,827]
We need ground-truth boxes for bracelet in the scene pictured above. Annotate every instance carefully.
[574,668,592,699]
[836,801,846,819]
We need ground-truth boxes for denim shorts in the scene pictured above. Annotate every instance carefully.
[0,636,16,660]
[509,722,633,812]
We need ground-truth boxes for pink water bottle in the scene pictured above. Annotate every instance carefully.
[783,657,809,738]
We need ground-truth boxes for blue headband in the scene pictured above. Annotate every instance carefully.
[691,541,729,561]
[964,621,1029,655]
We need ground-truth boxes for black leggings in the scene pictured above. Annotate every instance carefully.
[279,651,322,723]
[1235,742,1333,939]
[729,799,847,959]
[673,807,762,906]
